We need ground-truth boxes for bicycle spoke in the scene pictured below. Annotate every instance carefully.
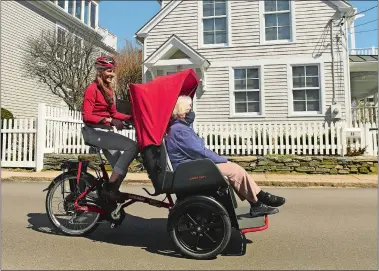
[203,231,216,244]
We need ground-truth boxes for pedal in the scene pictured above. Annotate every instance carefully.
[111,201,129,220]
[110,223,116,229]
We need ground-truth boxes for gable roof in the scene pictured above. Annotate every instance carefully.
[135,0,354,41]
[330,0,354,12]
[143,34,210,69]
[135,0,182,41]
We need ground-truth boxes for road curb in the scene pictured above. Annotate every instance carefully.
[1,176,377,188]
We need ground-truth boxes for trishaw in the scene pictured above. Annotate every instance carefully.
[44,69,269,260]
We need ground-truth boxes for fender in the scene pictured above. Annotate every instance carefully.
[42,170,97,192]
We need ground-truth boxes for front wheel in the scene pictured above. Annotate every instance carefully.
[45,173,101,236]
[168,196,232,260]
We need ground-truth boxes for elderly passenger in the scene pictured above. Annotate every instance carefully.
[165,96,286,218]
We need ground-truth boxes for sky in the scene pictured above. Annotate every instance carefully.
[98,0,378,51]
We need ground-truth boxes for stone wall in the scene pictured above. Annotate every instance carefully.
[44,153,377,175]
[228,155,378,174]
[44,153,143,172]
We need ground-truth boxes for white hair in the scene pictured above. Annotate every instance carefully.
[172,95,192,119]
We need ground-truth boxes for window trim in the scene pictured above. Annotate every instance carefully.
[198,0,232,48]
[259,0,296,45]
[90,0,99,30]
[56,24,68,60]
[55,23,83,64]
[68,0,74,15]
[57,0,66,10]
[229,65,265,118]
[72,35,83,67]
[287,62,325,117]
[84,0,90,26]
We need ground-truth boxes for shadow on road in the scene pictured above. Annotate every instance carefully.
[26,212,252,260]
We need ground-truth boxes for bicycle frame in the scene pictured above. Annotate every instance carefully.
[73,157,175,215]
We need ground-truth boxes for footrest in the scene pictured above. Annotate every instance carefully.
[235,206,268,233]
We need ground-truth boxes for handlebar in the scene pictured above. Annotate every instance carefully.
[122,120,134,130]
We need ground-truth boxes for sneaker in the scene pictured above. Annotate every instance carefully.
[250,203,279,218]
[259,192,286,207]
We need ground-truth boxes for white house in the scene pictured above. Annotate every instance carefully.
[135,0,363,124]
[0,0,118,118]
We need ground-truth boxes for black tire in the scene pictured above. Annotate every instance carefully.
[45,174,101,236]
[168,195,232,260]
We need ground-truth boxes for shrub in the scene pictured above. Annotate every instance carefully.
[346,143,367,156]
[1,108,14,120]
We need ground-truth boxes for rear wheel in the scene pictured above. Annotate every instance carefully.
[45,174,101,236]
[168,196,232,260]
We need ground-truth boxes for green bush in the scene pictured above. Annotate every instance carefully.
[1,108,14,120]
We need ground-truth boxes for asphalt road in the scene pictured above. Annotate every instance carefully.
[1,181,377,270]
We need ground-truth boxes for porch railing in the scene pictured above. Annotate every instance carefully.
[352,105,378,124]
[349,47,378,56]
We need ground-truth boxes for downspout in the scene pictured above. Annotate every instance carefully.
[330,19,336,105]
[344,16,352,124]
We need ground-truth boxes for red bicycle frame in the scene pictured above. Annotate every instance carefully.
[73,160,174,215]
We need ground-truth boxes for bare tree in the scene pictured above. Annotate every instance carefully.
[114,39,143,101]
[23,28,104,111]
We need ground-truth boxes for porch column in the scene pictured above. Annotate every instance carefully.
[349,20,356,52]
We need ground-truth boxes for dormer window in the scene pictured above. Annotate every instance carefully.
[68,1,74,15]
[58,0,65,9]
[90,1,97,29]
[75,0,81,19]
[51,0,98,30]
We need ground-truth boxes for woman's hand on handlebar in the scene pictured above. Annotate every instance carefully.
[111,118,124,130]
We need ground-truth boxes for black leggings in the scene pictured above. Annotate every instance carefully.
[81,126,139,178]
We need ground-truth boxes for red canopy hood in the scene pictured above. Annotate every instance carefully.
[128,68,199,150]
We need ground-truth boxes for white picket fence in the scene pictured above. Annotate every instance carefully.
[42,104,136,155]
[1,118,36,168]
[1,103,378,171]
[197,121,378,156]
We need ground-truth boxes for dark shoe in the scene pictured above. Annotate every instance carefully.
[258,192,286,207]
[101,183,124,203]
[250,203,279,218]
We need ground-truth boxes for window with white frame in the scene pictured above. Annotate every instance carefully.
[58,0,65,9]
[57,27,66,60]
[263,0,291,41]
[233,68,261,114]
[73,36,82,66]
[292,65,321,113]
[52,0,98,29]
[202,0,227,45]
[90,1,97,29]
[68,0,74,15]
[75,0,81,19]
[84,0,90,25]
